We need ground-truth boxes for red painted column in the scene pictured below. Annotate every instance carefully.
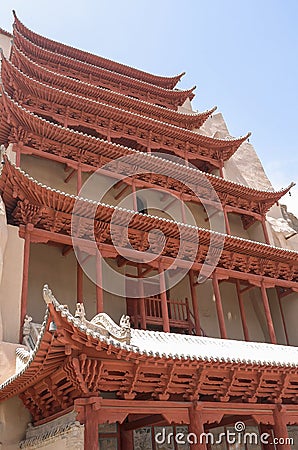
[180,196,186,223]
[259,424,274,450]
[188,405,207,450]
[273,406,291,450]
[132,180,137,211]
[137,265,147,330]
[235,280,250,341]
[261,216,270,244]
[147,130,152,153]
[15,144,21,167]
[96,253,104,313]
[189,270,201,335]
[159,265,170,332]
[77,261,83,303]
[107,119,112,142]
[260,281,277,344]
[120,426,134,450]
[19,223,33,343]
[212,273,227,339]
[223,207,231,235]
[84,404,99,450]
[276,288,290,345]
[219,161,224,178]
[77,164,82,194]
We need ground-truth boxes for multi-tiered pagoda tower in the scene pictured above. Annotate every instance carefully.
[0,11,297,450]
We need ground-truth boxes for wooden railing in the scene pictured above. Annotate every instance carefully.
[128,295,195,333]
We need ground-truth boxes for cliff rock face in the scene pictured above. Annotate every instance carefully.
[280,204,298,233]
[199,113,298,251]
[200,113,273,190]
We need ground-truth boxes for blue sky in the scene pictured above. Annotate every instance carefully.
[1,0,297,215]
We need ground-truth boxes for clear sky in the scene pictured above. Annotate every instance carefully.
[1,0,297,215]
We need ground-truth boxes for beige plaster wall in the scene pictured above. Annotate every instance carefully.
[267,288,287,345]
[4,144,16,165]
[281,292,298,346]
[0,225,24,343]
[0,32,12,61]
[0,397,31,449]
[247,221,266,243]
[27,244,81,323]
[27,244,127,325]
[2,61,298,351]
[167,275,278,343]
[0,342,23,384]
[228,213,249,240]
[21,155,78,196]
[0,197,8,341]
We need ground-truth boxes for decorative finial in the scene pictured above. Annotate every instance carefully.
[43,284,54,304]
[75,303,86,320]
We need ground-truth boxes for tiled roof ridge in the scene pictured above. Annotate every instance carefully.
[0,309,49,393]
[44,285,298,366]
[1,282,297,402]
[1,89,293,201]
[0,27,12,38]
[13,11,184,89]
[1,88,250,158]
[13,28,196,98]
[3,56,217,137]
[2,156,298,258]
[11,46,203,120]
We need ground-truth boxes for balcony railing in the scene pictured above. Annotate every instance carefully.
[128,296,196,333]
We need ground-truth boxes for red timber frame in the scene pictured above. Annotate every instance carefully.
[8,46,206,129]
[13,11,185,90]
[0,158,298,345]
[12,30,196,109]
[0,86,291,240]
[3,50,214,129]
[0,15,297,449]
[1,69,250,173]
[0,294,297,449]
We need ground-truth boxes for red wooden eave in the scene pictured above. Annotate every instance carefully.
[0,92,293,222]
[0,159,297,285]
[9,46,208,128]
[0,288,298,423]
[0,89,250,165]
[2,56,215,130]
[12,30,196,109]
[13,11,185,90]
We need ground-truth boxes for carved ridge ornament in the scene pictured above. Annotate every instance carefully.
[43,285,131,344]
